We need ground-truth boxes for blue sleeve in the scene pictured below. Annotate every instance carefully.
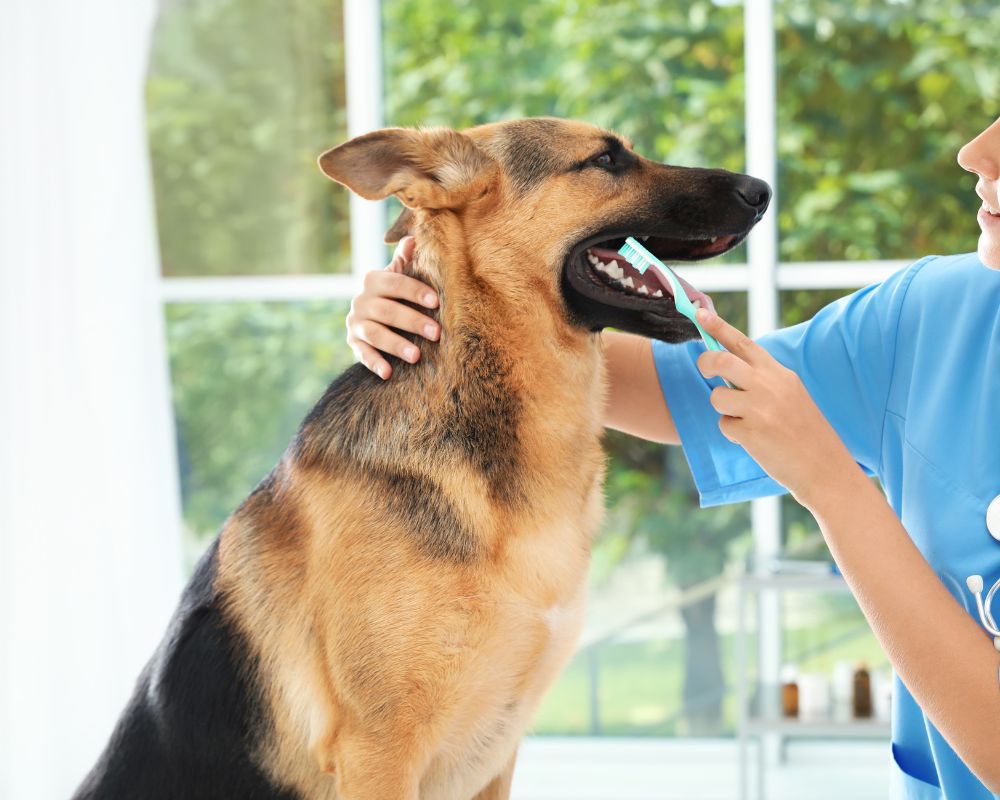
[652,259,928,508]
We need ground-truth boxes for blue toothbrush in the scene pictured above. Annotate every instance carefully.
[618,237,735,388]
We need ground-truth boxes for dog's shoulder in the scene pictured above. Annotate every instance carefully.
[72,538,301,800]
[291,362,389,468]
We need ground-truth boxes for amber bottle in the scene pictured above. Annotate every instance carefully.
[852,662,873,718]
[781,664,799,718]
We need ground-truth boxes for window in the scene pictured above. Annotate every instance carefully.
[147,0,1000,739]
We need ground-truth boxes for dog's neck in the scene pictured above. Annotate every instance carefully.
[374,214,606,508]
[405,214,590,376]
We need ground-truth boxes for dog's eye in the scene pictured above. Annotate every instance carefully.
[592,152,615,168]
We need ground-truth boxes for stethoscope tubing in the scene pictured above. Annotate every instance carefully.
[968,573,1000,646]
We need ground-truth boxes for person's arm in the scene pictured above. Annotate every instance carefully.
[696,307,1000,792]
[345,239,679,443]
[602,331,678,444]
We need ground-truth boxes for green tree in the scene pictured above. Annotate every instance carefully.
[775,0,1000,262]
[147,0,350,276]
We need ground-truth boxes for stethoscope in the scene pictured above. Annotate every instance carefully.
[966,574,1000,650]
[966,495,1000,650]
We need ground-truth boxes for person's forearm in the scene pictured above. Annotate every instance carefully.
[601,331,679,445]
[800,460,1000,792]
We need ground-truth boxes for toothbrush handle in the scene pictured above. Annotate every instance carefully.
[700,334,738,390]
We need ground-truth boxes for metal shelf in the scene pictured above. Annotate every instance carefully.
[743,686,890,737]
[735,570,891,799]
[744,717,890,737]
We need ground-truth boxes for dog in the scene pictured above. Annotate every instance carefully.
[72,117,769,800]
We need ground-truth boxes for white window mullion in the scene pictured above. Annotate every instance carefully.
[745,0,780,339]
[778,260,908,288]
[155,259,912,303]
[744,0,783,747]
[159,274,361,303]
[344,0,387,277]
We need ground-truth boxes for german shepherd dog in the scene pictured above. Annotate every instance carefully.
[73,118,769,800]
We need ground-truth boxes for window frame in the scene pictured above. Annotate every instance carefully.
[155,0,913,708]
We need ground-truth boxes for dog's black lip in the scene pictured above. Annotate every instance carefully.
[563,228,750,307]
[568,228,749,265]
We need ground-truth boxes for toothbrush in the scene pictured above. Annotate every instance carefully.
[618,236,736,388]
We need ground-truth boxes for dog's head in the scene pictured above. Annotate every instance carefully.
[319,118,769,343]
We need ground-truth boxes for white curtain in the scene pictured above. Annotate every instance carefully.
[0,1,184,798]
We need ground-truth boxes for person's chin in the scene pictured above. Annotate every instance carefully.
[978,233,1000,270]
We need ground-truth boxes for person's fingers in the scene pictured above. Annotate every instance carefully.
[709,386,749,419]
[363,269,438,309]
[352,340,393,380]
[349,319,421,364]
[718,414,743,444]
[696,308,761,364]
[387,236,416,274]
[697,350,754,388]
[366,298,439,341]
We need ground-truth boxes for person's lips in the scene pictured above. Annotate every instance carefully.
[978,206,1000,228]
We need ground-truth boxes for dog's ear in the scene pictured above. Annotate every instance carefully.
[318,127,497,211]
[384,207,414,245]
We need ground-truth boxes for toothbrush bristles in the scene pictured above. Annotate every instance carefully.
[617,238,656,276]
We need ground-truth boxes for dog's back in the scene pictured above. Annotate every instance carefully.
[72,539,297,800]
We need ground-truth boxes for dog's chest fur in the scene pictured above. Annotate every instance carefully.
[418,490,601,800]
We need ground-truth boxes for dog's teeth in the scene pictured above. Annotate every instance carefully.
[653,290,664,298]
[637,285,649,295]
[710,237,718,243]
[588,253,599,265]
[607,263,624,280]
[640,235,650,241]
[596,261,610,273]
[621,276,635,289]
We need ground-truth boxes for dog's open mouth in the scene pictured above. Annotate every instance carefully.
[576,234,740,307]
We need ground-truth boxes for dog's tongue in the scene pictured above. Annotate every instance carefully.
[590,247,715,311]
[663,268,716,312]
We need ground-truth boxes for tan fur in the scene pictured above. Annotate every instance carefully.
[218,119,667,800]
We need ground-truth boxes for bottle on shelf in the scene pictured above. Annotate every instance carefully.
[853,661,873,718]
[780,663,799,718]
[832,660,855,707]
[798,673,831,720]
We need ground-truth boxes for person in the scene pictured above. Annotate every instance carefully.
[344,117,1000,798]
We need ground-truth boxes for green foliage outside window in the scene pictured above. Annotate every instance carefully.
[147,0,350,276]
[775,0,999,262]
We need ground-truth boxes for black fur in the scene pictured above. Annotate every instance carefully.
[373,465,482,563]
[295,326,525,513]
[293,362,387,469]
[494,118,566,193]
[440,328,524,507]
[72,540,299,800]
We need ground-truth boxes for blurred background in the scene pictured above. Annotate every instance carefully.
[2,1,998,798]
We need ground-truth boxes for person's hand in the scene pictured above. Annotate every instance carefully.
[694,307,860,508]
[345,236,440,379]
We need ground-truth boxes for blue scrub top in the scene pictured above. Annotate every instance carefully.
[653,253,1000,799]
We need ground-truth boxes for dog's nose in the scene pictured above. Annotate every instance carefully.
[735,177,772,212]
